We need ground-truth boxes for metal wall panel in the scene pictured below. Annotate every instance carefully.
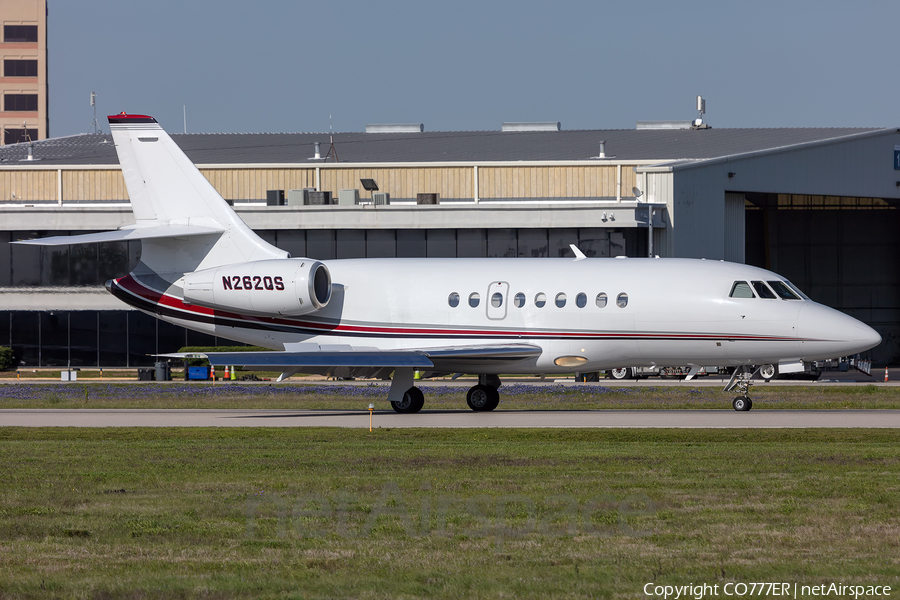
[723,192,745,263]
[670,167,726,259]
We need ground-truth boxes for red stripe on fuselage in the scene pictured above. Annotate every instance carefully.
[112,275,807,342]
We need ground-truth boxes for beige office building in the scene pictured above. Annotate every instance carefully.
[0,0,47,144]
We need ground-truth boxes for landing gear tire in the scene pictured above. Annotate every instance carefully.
[732,397,753,412]
[609,367,632,380]
[391,386,425,414]
[759,364,777,382]
[467,384,500,412]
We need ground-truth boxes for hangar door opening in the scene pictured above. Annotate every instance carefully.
[744,193,899,365]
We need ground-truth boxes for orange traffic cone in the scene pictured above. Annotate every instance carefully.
[210,364,216,382]
[224,365,230,380]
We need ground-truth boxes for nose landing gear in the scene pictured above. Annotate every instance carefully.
[732,396,753,411]
[725,365,759,411]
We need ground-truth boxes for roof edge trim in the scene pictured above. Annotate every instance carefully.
[638,127,898,173]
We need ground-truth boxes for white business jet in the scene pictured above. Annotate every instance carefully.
[18,114,882,412]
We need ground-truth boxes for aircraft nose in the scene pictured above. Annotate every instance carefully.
[799,303,882,358]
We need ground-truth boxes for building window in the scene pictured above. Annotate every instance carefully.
[4,59,38,77]
[4,128,37,144]
[4,25,38,43]
[4,94,38,112]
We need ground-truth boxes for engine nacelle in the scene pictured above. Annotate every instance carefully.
[183,258,331,316]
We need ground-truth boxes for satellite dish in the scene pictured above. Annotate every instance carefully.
[632,187,643,198]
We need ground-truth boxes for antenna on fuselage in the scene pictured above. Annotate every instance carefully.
[569,244,586,261]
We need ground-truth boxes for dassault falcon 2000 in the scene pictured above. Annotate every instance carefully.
[18,113,882,412]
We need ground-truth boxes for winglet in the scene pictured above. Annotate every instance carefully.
[569,244,587,261]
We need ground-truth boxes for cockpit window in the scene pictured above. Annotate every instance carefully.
[767,280,801,300]
[729,281,755,298]
[751,281,777,299]
[783,279,810,300]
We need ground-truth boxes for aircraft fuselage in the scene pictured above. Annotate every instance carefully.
[111,256,880,374]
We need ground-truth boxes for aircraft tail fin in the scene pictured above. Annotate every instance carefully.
[107,113,286,275]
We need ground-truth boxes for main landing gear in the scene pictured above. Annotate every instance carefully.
[390,386,425,414]
[466,374,501,412]
[389,374,502,414]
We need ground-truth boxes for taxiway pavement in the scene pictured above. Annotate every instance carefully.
[2,408,900,428]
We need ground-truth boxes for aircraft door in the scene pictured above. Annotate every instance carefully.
[486,281,509,320]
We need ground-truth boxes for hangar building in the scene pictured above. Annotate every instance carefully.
[1,121,898,366]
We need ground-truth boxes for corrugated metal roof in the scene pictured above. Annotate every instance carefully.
[0,127,887,166]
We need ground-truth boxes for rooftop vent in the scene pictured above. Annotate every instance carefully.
[638,96,712,130]
[590,140,615,160]
[366,124,424,133]
[501,122,561,132]
[636,121,694,130]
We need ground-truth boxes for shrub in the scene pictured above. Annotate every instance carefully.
[0,347,15,371]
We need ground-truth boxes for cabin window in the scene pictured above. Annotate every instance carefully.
[448,292,460,308]
[555,293,567,308]
[468,292,480,308]
[514,292,526,308]
[616,293,628,308]
[729,281,755,298]
[596,293,608,308]
[491,292,503,308]
[534,293,547,308]
[768,280,801,300]
[576,292,587,308]
[751,281,777,299]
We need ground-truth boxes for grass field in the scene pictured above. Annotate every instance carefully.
[0,381,899,411]
[1,427,899,599]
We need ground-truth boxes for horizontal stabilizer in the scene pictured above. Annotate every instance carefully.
[13,225,225,246]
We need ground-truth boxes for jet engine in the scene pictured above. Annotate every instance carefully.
[182,258,331,316]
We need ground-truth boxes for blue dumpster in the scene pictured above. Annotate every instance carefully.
[187,366,210,380]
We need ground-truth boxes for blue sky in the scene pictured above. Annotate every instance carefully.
[49,0,899,136]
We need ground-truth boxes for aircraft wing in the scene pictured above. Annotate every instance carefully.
[159,343,542,379]
[190,350,435,369]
